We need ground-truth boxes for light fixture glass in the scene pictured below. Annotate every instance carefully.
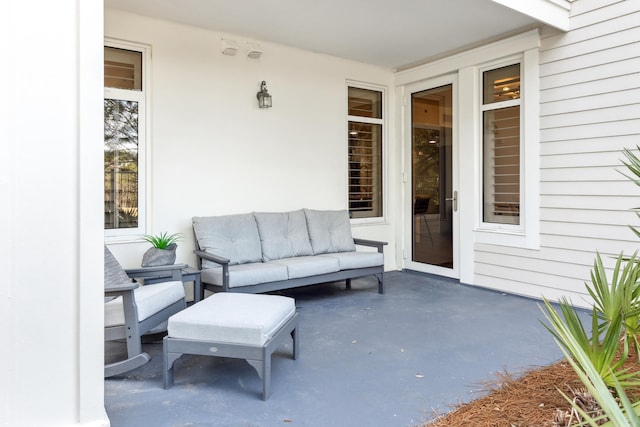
[256,81,272,108]
[247,42,263,59]
[221,38,238,56]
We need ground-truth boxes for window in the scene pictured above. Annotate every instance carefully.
[104,44,146,237]
[481,64,521,226]
[348,86,383,219]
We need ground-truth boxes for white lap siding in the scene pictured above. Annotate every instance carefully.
[473,0,640,307]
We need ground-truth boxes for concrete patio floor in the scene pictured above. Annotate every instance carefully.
[105,270,573,427]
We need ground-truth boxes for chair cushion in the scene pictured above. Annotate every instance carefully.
[253,210,313,261]
[200,263,288,288]
[304,209,356,254]
[269,256,339,279]
[105,280,185,328]
[104,246,132,287]
[193,214,263,268]
[168,293,296,346]
[319,251,384,270]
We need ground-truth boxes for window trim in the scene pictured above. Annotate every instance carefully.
[473,48,540,249]
[104,39,151,242]
[346,81,387,224]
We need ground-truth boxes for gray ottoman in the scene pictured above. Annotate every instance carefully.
[163,293,299,400]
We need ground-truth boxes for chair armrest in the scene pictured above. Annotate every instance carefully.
[194,250,230,266]
[125,263,188,280]
[105,281,138,297]
[354,238,388,253]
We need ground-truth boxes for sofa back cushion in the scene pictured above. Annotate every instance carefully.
[304,209,356,254]
[193,214,262,268]
[254,210,313,261]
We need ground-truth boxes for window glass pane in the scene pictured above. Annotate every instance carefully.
[483,106,520,224]
[483,64,520,104]
[348,87,382,119]
[104,47,142,90]
[104,99,139,229]
[349,122,382,217]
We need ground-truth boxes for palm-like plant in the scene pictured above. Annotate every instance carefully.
[621,146,640,241]
[541,297,640,390]
[552,324,640,426]
[587,251,640,360]
[539,146,640,424]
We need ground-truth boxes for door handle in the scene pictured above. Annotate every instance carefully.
[445,190,458,212]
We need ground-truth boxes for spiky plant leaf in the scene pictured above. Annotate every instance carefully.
[541,298,640,389]
[141,231,183,249]
[584,251,640,361]
[543,302,640,426]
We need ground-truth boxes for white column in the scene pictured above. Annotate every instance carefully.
[1,1,108,426]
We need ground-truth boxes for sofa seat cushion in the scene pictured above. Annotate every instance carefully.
[168,293,296,346]
[319,251,384,270]
[254,210,313,261]
[269,255,340,280]
[105,280,185,328]
[304,209,356,254]
[193,214,263,268]
[201,263,289,289]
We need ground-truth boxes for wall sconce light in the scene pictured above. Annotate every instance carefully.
[256,81,272,108]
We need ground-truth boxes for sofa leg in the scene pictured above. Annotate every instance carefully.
[377,273,384,294]
[345,278,351,290]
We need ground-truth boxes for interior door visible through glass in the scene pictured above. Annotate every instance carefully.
[411,84,453,268]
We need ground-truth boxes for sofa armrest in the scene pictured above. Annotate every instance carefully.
[194,250,230,266]
[354,238,387,253]
[194,250,231,291]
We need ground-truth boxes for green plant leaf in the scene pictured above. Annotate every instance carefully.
[141,231,183,249]
[540,297,640,390]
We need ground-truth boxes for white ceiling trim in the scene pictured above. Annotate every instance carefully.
[490,0,571,31]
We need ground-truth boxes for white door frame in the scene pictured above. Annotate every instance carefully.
[403,74,460,279]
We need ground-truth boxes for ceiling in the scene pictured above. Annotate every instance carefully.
[104,0,546,70]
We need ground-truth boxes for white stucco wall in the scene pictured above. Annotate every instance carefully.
[2,1,107,427]
[104,9,399,271]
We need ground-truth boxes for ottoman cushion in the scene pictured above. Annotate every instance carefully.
[168,293,296,346]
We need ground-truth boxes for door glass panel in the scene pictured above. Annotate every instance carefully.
[411,85,453,268]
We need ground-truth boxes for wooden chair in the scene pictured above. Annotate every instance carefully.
[104,246,186,377]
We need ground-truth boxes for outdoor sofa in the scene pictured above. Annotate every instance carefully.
[192,209,386,295]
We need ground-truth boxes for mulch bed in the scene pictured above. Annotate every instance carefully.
[422,353,640,427]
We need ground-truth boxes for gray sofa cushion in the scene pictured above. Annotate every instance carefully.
[254,210,313,261]
[193,214,262,268]
[319,252,384,270]
[304,209,356,255]
[269,255,339,279]
[200,263,288,288]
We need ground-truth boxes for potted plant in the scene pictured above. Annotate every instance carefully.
[140,231,183,267]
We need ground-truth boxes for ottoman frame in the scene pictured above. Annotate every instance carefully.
[163,312,298,400]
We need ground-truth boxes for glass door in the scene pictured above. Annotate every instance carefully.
[406,80,458,277]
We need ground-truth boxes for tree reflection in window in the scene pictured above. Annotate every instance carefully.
[104,99,138,229]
